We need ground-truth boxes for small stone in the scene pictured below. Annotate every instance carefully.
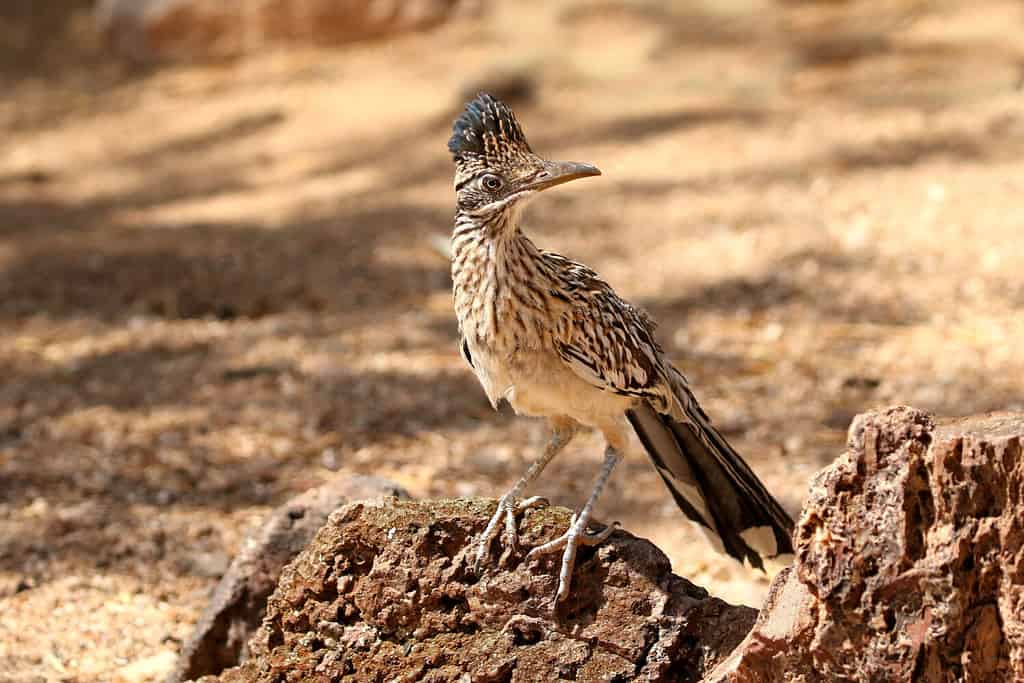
[186,552,230,580]
[115,650,177,683]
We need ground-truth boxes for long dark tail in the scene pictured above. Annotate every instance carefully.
[626,388,794,570]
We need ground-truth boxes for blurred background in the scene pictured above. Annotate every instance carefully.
[1,0,1022,680]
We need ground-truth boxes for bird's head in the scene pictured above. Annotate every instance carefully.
[448,93,600,217]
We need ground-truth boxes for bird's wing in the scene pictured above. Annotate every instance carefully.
[544,252,671,405]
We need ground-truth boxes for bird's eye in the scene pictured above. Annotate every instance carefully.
[481,174,503,191]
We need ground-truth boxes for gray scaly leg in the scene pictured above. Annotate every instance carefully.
[474,419,578,571]
[526,445,622,602]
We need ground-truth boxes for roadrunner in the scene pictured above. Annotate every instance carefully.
[449,93,794,602]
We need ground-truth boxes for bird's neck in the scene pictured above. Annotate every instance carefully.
[451,205,527,256]
[451,208,551,347]
[451,206,543,279]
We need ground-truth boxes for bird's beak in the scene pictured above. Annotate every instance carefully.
[524,161,602,192]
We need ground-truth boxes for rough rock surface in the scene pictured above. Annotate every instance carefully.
[197,499,756,682]
[170,475,409,683]
[709,407,1024,682]
[96,0,479,61]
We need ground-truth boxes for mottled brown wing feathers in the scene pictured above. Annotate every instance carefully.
[544,251,666,402]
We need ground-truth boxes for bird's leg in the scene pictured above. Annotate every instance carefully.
[474,418,578,572]
[526,445,622,603]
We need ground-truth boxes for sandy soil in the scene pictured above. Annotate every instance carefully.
[1,1,1022,680]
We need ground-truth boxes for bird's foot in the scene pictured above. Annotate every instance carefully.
[525,512,620,603]
[474,494,549,572]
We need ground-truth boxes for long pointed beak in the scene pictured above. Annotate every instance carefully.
[523,161,601,192]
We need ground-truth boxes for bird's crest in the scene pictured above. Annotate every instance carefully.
[449,93,534,178]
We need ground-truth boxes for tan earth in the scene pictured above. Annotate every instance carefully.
[1,1,1022,681]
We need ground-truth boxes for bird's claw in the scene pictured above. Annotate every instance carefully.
[526,513,620,603]
[474,494,549,573]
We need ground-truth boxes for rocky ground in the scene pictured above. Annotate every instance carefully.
[183,408,1024,682]
[1,1,1022,681]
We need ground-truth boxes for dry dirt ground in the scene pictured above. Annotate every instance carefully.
[1,1,1023,681]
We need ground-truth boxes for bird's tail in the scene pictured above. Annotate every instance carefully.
[626,372,794,570]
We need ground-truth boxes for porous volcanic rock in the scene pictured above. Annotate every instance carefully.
[709,407,1024,682]
[97,0,480,61]
[196,499,756,682]
[170,475,409,683]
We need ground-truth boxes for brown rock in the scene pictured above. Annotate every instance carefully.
[198,498,756,682]
[709,406,1024,682]
[170,475,409,683]
[96,0,481,61]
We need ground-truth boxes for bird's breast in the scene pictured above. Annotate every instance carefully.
[451,238,557,356]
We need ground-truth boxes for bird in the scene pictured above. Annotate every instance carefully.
[448,92,794,603]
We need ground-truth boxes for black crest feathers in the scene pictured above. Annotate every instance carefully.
[448,92,532,160]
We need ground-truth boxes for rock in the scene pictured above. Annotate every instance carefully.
[169,475,409,683]
[96,0,481,61]
[708,406,1024,682]
[180,550,231,580]
[197,499,756,682]
[181,406,1024,681]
